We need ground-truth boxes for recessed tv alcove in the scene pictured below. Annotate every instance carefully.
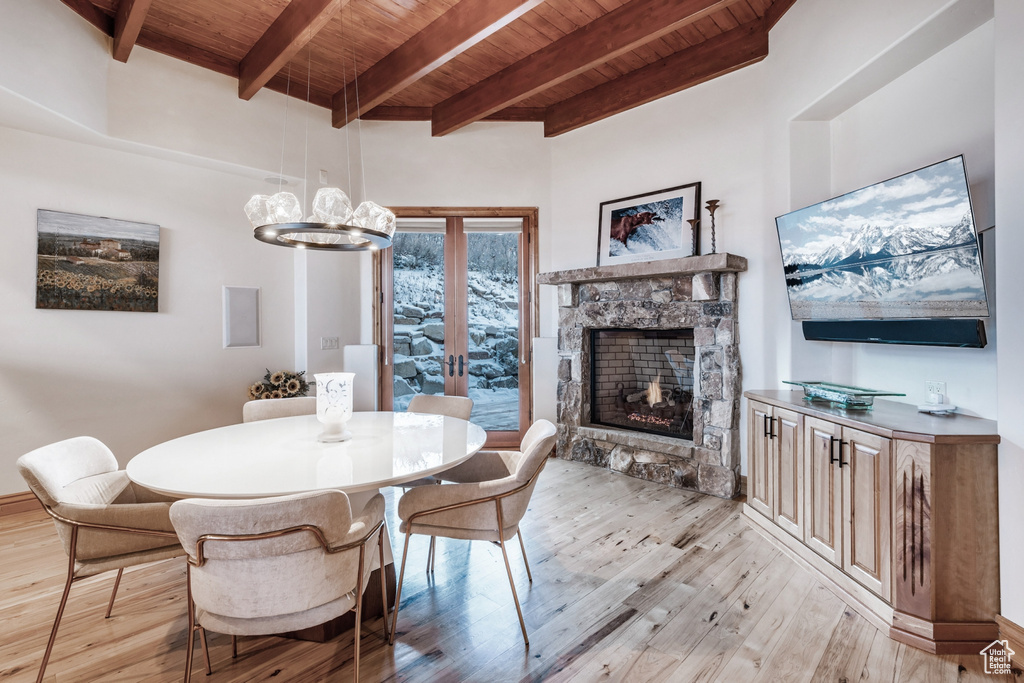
[776,155,989,347]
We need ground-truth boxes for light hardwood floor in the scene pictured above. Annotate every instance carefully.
[1,459,1016,682]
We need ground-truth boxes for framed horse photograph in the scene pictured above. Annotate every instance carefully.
[596,182,701,266]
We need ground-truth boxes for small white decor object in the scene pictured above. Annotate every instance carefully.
[315,372,355,442]
[917,404,958,415]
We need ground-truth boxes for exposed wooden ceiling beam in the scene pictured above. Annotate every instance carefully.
[543,20,768,137]
[360,106,545,122]
[238,0,346,101]
[60,0,113,36]
[360,106,433,121]
[332,0,546,128]
[430,0,745,137]
[137,29,239,78]
[765,0,799,30]
[113,0,153,62]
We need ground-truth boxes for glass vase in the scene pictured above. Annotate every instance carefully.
[315,372,354,442]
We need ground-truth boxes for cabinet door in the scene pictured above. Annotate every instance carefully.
[773,408,803,539]
[804,416,843,566]
[747,400,773,519]
[842,427,892,601]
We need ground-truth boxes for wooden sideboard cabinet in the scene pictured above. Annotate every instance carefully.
[743,390,1000,654]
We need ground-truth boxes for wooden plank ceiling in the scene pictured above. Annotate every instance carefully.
[64,0,798,137]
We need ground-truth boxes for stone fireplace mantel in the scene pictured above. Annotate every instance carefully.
[536,253,747,286]
[539,253,747,498]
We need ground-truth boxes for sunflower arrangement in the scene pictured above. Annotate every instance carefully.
[248,369,309,400]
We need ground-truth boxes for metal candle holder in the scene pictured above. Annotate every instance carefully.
[686,218,700,257]
[705,199,720,254]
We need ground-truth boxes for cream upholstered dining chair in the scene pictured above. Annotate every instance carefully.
[401,394,474,491]
[242,396,317,422]
[401,394,475,570]
[16,436,186,683]
[390,419,557,647]
[406,393,474,421]
[169,490,388,683]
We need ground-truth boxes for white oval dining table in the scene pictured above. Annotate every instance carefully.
[126,411,487,642]
[126,411,487,499]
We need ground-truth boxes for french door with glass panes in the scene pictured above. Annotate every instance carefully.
[378,210,536,448]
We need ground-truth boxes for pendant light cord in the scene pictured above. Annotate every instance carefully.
[303,30,312,212]
[278,65,291,195]
[341,6,352,200]
[353,44,366,204]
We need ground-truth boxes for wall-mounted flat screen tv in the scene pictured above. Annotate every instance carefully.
[776,155,989,321]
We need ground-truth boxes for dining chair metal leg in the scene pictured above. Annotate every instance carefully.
[36,526,79,683]
[388,533,412,646]
[426,536,436,573]
[496,502,529,647]
[199,627,212,675]
[353,545,365,683]
[377,530,389,642]
[183,565,196,683]
[425,479,442,574]
[517,530,533,583]
[105,567,124,618]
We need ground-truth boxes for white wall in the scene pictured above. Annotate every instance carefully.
[0,0,110,133]
[0,2,346,491]
[824,22,996,415]
[0,126,295,488]
[994,0,1024,632]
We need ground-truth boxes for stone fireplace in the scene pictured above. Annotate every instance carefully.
[537,253,747,498]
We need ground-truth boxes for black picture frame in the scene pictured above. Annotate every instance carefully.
[596,181,701,266]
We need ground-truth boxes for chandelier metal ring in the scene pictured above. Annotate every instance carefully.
[253,222,391,250]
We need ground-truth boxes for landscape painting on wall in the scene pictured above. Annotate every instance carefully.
[36,209,160,312]
[776,156,989,320]
[597,182,701,266]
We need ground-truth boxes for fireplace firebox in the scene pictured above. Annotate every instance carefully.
[590,329,695,440]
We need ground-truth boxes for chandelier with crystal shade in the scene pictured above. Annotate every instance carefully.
[246,187,395,251]
[246,7,394,253]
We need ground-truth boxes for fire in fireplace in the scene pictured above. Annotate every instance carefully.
[590,328,695,440]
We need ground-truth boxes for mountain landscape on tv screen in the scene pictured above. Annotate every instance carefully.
[776,157,989,320]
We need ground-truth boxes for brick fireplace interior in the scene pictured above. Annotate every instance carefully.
[591,328,695,440]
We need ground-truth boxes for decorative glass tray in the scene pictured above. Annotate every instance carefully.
[783,381,905,409]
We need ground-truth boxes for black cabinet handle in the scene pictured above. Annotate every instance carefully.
[829,436,839,464]
[447,355,455,377]
[839,441,849,467]
[763,414,771,438]
[458,354,465,377]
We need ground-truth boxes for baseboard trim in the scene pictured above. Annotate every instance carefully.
[996,614,1024,669]
[0,491,42,517]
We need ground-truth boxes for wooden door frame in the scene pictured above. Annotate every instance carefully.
[375,207,539,448]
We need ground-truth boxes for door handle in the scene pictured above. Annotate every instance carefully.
[447,355,455,377]
[829,436,839,464]
[763,414,771,438]
[458,354,465,377]
[839,441,849,467]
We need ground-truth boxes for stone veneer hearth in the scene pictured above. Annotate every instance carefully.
[537,253,747,498]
